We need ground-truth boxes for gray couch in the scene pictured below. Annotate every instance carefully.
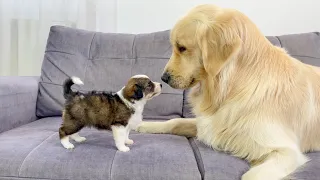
[0,26,319,180]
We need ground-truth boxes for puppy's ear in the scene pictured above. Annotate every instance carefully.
[197,16,241,76]
[132,84,143,100]
[123,82,144,101]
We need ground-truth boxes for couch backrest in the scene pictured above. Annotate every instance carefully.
[182,32,320,118]
[36,26,319,120]
[36,26,183,120]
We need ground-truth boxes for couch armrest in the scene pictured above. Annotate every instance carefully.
[0,76,39,133]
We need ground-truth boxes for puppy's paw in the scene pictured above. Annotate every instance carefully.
[70,133,86,143]
[62,142,75,149]
[74,136,86,143]
[118,146,130,152]
[61,137,75,149]
[125,139,134,145]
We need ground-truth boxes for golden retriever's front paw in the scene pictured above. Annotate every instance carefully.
[136,121,170,134]
[136,122,148,133]
[136,122,156,133]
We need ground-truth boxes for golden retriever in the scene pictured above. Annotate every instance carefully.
[137,4,320,180]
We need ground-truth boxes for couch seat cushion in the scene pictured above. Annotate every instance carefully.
[189,138,320,180]
[189,138,249,180]
[0,117,200,180]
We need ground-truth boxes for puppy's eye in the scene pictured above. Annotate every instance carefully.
[178,46,186,53]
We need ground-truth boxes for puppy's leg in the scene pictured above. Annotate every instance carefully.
[70,133,86,143]
[125,126,134,145]
[112,125,130,152]
[242,149,308,180]
[136,118,197,138]
[59,123,83,149]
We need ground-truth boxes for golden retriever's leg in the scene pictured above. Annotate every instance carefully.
[242,149,308,180]
[136,118,197,138]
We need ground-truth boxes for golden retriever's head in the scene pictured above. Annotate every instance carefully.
[161,4,243,89]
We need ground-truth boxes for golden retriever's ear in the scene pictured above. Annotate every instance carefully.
[197,23,241,76]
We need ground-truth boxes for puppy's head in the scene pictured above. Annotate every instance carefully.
[122,75,162,102]
[161,4,243,89]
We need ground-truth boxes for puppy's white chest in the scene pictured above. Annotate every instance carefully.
[128,105,144,129]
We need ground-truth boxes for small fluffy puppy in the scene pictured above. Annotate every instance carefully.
[59,75,162,152]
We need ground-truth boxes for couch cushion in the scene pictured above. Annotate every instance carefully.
[182,32,320,118]
[36,26,183,120]
[268,32,320,66]
[189,138,249,180]
[189,138,320,180]
[0,117,200,180]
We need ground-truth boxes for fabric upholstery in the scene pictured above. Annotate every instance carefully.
[36,26,183,120]
[189,138,320,180]
[0,117,200,180]
[274,32,320,66]
[182,32,320,118]
[291,152,320,180]
[189,138,249,180]
[0,76,39,133]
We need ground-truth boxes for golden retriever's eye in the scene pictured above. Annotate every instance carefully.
[178,46,186,53]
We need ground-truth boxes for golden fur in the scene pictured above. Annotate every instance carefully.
[137,4,320,180]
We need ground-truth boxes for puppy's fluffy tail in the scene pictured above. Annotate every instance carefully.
[63,76,84,99]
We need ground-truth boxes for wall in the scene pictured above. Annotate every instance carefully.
[116,0,320,36]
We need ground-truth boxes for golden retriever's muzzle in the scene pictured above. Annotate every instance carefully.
[161,72,171,84]
[161,71,193,89]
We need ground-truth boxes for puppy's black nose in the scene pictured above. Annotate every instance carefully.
[160,84,162,88]
[161,72,171,84]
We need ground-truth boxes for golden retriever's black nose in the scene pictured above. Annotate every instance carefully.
[161,72,171,84]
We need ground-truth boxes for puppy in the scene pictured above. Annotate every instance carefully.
[59,75,162,152]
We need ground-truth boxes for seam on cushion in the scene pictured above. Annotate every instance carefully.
[182,91,186,117]
[39,83,63,112]
[44,50,76,56]
[132,35,136,59]
[17,132,57,176]
[137,57,170,60]
[90,57,169,60]
[90,57,135,60]
[40,69,52,83]
[157,92,182,95]
[0,92,36,97]
[275,36,283,47]
[188,138,205,180]
[46,58,69,78]
[40,82,62,86]
[83,61,90,89]
[88,33,96,60]
[131,35,137,77]
[109,150,118,180]
[291,55,320,59]
[0,121,55,137]
[1,100,37,109]
[0,175,68,180]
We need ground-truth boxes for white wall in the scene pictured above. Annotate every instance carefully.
[116,0,320,36]
[1,0,319,76]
